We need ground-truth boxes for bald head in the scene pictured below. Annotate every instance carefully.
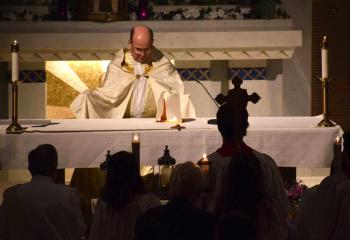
[130,26,153,42]
[129,26,154,64]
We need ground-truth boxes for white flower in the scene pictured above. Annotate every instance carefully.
[190,8,200,19]
[24,12,34,21]
[209,10,218,20]
[183,9,192,19]
[7,11,17,21]
[217,8,225,18]
[130,12,137,21]
[235,12,243,19]
[173,13,182,20]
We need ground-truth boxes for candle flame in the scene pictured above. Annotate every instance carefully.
[322,36,328,49]
[336,136,341,144]
[132,133,140,143]
[202,153,208,162]
[167,117,179,124]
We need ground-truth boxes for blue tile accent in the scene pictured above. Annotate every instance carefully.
[14,68,266,84]
[15,70,46,83]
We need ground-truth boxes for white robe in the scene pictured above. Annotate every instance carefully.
[89,193,160,240]
[70,48,196,119]
[207,149,289,240]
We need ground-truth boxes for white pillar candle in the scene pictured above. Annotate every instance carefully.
[321,36,328,79]
[11,40,19,82]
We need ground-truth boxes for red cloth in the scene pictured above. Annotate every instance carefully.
[216,140,253,157]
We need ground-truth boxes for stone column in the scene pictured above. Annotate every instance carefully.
[210,60,229,95]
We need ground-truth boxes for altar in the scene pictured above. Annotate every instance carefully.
[0,116,342,170]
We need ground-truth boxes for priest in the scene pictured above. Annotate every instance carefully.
[71,25,196,119]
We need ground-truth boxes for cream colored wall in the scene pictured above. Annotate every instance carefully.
[282,0,312,116]
[7,83,46,119]
[184,75,283,118]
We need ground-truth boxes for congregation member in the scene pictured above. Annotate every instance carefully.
[135,162,216,240]
[0,144,86,240]
[71,25,196,119]
[88,151,160,240]
[218,152,287,240]
[295,131,350,240]
[207,103,289,238]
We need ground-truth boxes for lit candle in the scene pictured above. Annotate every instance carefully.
[321,36,328,79]
[132,133,140,171]
[199,153,210,192]
[11,40,19,82]
[332,136,342,174]
[202,153,208,163]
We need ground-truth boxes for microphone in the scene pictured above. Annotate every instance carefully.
[193,79,218,125]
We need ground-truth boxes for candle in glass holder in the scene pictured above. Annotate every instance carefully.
[132,133,140,171]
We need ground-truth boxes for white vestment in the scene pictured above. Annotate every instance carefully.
[71,48,196,119]
[89,193,160,240]
[0,175,86,240]
[207,149,289,240]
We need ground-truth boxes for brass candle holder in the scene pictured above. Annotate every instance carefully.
[318,36,335,127]
[7,41,24,134]
[317,77,335,127]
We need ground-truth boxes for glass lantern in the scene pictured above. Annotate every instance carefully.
[158,145,176,188]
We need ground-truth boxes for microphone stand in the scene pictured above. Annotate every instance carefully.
[193,79,218,125]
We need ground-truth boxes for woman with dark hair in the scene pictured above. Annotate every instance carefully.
[89,151,160,240]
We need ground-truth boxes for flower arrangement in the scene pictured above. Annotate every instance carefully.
[128,3,289,21]
[286,180,308,218]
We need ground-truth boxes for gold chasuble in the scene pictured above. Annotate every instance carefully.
[70,48,196,119]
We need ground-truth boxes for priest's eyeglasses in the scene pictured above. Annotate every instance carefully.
[132,46,152,55]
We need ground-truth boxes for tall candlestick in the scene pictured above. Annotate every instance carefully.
[132,133,140,171]
[11,40,19,82]
[321,36,328,79]
[7,40,24,134]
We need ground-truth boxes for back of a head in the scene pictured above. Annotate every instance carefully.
[217,103,249,141]
[102,151,145,210]
[28,144,58,176]
[169,162,202,203]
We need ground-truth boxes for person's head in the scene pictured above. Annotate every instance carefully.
[129,25,154,64]
[102,151,145,210]
[168,162,202,204]
[232,76,243,88]
[216,103,249,142]
[28,144,58,177]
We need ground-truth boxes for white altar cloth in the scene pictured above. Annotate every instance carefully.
[0,116,342,170]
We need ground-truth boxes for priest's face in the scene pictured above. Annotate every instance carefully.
[129,29,153,64]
